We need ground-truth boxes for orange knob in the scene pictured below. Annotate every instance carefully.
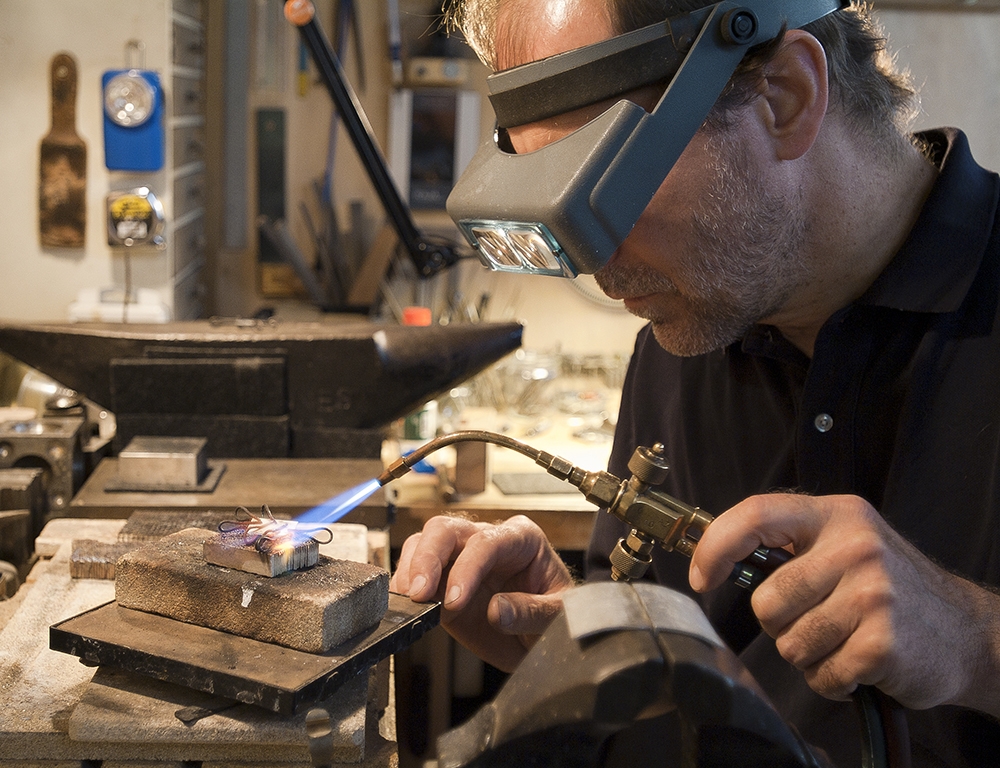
[284,0,315,26]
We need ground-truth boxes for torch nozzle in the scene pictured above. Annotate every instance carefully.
[377,458,410,486]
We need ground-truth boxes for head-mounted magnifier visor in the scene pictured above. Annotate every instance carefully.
[447,0,847,278]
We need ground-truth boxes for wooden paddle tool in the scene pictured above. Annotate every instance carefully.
[39,52,87,248]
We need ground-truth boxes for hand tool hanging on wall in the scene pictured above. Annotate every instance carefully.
[39,52,87,248]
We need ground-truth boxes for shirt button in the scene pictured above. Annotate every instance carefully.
[814,413,834,433]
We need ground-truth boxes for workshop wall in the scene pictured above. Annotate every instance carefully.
[0,0,199,322]
[225,0,390,311]
[878,8,1000,170]
[0,4,998,359]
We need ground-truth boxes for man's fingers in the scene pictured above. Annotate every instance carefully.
[392,516,483,602]
[488,591,565,636]
[801,626,895,701]
[689,494,796,591]
[388,532,422,594]
[751,550,840,635]
[691,493,853,591]
[393,515,558,613]
[771,592,855,671]
[442,515,555,608]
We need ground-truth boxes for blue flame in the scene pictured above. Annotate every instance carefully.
[296,477,382,526]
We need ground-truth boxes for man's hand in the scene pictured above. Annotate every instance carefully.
[390,514,575,672]
[689,493,1000,716]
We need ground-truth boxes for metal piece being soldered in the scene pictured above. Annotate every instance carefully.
[205,504,334,577]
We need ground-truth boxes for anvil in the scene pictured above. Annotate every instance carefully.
[0,319,522,458]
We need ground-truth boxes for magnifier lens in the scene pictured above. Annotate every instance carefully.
[465,222,574,277]
[473,228,522,267]
[508,230,558,269]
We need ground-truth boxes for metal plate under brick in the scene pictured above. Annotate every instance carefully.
[50,593,440,715]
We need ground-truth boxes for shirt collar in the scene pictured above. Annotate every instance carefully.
[858,128,1000,313]
[742,128,1000,362]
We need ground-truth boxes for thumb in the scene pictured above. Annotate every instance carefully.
[488,591,565,636]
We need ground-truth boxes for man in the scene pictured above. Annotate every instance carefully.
[391,0,1000,764]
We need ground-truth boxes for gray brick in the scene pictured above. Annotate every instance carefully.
[115,529,388,652]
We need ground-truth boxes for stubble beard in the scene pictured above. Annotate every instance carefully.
[594,132,809,357]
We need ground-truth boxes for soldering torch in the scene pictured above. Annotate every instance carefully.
[378,429,790,588]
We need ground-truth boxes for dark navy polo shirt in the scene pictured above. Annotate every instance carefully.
[586,129,1000,767]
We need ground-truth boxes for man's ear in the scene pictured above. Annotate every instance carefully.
[755,29,829,161]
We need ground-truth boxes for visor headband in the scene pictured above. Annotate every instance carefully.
[487,0,847,130]
[488,7,710,129]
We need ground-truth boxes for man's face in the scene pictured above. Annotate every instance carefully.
[499,0,811,356]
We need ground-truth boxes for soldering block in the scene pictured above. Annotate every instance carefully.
[203,529,320,577]
[115,528,389,653]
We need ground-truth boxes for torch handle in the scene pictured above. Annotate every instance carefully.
[731,544,793,590]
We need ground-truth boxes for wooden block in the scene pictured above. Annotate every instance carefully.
[67,665,368,763]
[34,517,127,557]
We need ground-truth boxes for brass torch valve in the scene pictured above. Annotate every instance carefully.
[605,443,790,586]
[604,444,715,581]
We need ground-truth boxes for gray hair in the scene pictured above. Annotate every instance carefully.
[442,1,917,141]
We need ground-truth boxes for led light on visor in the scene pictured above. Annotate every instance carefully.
[462,221,575,277]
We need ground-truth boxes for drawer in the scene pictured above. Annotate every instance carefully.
[172,169,205,219]
[172,74,203,117]
[172,123,205,167]
[173,19,205,69]
[173,214,205,276]
[173,266,206,320]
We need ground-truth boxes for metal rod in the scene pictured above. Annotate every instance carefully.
[379,430,544,484]
[289,3,456,276]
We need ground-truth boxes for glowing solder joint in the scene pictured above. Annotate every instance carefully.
[207,505,335,577]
